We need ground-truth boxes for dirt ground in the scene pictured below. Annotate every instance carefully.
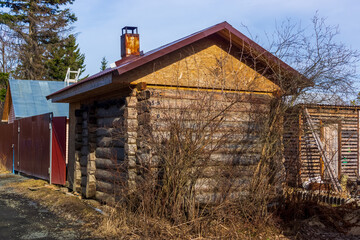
[1,172,360,239]
[0,173,102,240]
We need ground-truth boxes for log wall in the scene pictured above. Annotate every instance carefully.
[71,86,277,204]
[284,105,360,186]
[135,87,273,203]
[73,95,133,203]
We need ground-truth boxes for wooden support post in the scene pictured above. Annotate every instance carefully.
[303,108,342,192]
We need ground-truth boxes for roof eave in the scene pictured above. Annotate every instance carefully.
[47,72,113,103]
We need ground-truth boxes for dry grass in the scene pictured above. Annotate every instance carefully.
[95,204,287,239]
[0,154,10,173]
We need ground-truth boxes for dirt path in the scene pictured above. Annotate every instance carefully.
[0,174,94,240]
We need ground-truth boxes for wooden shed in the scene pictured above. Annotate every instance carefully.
[47,22,307,203]
[284,104,360,188]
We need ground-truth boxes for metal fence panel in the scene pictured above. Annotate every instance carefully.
[0,123,14,171]
[18,114,51,180]
[0,113,66,185]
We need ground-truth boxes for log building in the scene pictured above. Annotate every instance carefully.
[284,104,360,187]
[47,22,307,203]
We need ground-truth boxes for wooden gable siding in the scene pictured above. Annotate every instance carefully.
[117,35,280,94]
[284,106,360,186]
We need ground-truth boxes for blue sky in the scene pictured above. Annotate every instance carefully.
[71,0,360,78]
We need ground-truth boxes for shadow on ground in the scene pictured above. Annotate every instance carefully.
[0,174,97,240]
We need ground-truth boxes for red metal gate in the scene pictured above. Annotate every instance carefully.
[51,117,67,185]
[17,114,51,180]
[0,113,66,185]
[0,123,15,171]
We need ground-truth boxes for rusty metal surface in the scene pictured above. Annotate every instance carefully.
[18,114,51,180]
[0,123,14,170]
[121,34,140,58]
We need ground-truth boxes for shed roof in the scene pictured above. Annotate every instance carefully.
[5,79,69,119]
[48,21,309,103]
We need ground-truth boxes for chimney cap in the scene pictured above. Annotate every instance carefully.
[122,26,138,35]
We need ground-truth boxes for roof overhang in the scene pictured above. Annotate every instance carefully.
[49,72,113,103]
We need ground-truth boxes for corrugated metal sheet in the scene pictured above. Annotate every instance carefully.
[9,79,69,118]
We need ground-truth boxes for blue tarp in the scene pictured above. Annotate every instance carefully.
[9,79,69,118]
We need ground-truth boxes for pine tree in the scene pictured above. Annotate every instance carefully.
[100,56,108,71]
[0,0,78,80]
[0,72,9,102]
[46,34,85,81]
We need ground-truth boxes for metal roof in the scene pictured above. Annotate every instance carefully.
[10,79,69,118]
[47,21,309,102]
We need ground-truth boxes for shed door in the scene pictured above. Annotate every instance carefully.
[323,124,339,179]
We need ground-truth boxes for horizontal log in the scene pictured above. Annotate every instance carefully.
[139,153,261,168]
[125,143,137,156]
[124,107,138,119]
[126,96,137,108]
[80,156,88,168]
[136,90,151,101]
[150,120,264,132]
[138,112,150,125]
[208,153,260,165]
[148,98,270,113]
[96,191,115,205]
[147,88,273,103]
[199,165,256,178]
[96,105,125,118]
[97,117,123,128]
[96,180,114,194]
[95,169,127,182]
[96,127,123,137]
[126,119,138,131]
[150,108,265,123]
[147,122,264,135]
[97,136,125,148]
[82,129,88,137]
[81,167,87,176]
[95,147,125,160]
[195,177,250,192]
[81,146,89,156]
[95,158,126,170]
[136,100,151,113]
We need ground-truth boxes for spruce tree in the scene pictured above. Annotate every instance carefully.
[0,0,80,80]
[100,56,108,71]
[46,34,85,81]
